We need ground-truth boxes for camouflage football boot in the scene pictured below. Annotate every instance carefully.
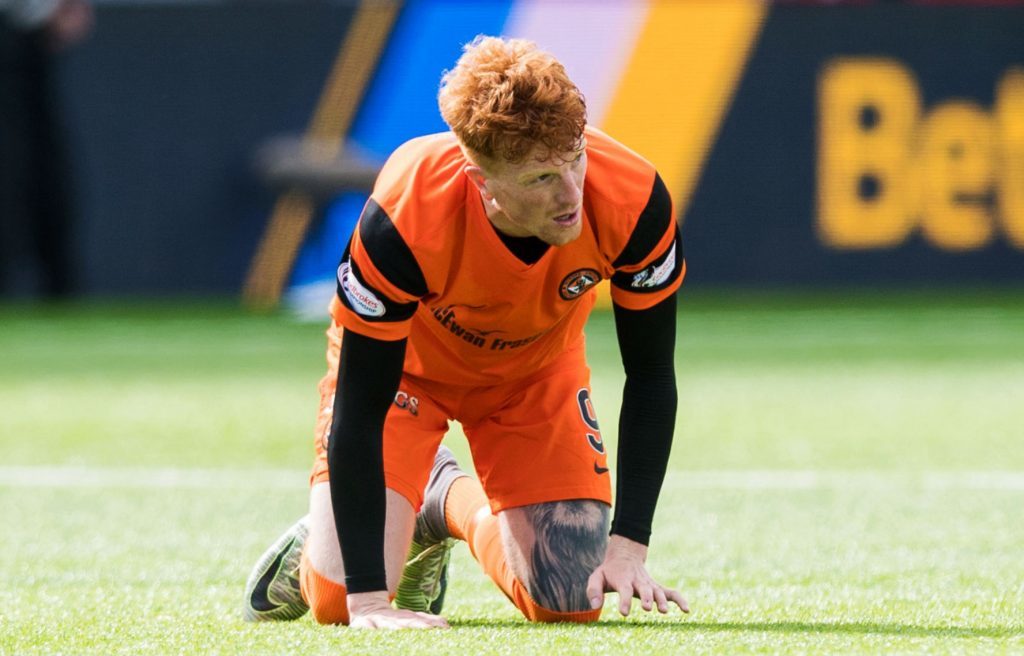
[394,446,468,614]
[243,515,310,621]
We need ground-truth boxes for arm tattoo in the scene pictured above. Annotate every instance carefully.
[527,500,609,612]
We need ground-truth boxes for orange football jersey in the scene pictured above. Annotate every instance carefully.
[330,126,685,386]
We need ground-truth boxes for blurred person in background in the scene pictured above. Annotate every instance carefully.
[0,0,92,298]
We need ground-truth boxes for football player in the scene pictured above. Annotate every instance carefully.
[244,35,688,629]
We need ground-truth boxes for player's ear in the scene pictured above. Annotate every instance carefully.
[463,165,494,202]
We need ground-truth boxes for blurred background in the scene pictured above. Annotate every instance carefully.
[3,3,1023,651]
[3,0,1022,310]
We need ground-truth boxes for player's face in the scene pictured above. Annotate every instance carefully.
[469,142,588,247]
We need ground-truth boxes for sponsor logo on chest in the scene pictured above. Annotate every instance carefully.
[429,304,545,351]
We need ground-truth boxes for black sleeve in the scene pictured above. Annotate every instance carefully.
[327,329,406,593]
[335,200,427,325]
[610,291,678,545]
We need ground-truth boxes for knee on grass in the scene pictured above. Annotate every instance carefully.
[516,587,602,624]
[515,500,608,623]
[300,552,350,625]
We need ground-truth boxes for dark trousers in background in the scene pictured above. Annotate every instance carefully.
[0,20,76,298]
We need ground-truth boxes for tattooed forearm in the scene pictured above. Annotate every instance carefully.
[527,500,609,611]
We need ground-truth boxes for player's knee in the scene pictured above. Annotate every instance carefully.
[521,500,609,615]
[526,602,601,623]
[300,551,350,625]
[526,578,596,616]
[522,594,601,624]
[308,598,349,626]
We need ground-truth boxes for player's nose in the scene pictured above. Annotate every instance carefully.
[555,173,582,207]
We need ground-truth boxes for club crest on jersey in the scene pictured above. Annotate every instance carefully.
[338,259,385,317]
[631,242,677,289]
[559,268,601,300]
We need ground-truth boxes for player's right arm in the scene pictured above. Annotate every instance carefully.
[330,328,447,628]
[329,330,446,628]
[327,197,440,628]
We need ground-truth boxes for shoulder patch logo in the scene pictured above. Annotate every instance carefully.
[338,259,385,317]
[559,268,601,300]
[631,242,677,289]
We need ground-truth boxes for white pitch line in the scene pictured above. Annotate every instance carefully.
[0,466,306,489]
[0,466,1023,490]
[667,470,1024,491]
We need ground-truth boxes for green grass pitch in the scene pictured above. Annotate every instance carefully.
[1,290,1022,654]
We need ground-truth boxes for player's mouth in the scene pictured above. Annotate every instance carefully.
[552,209,580,228]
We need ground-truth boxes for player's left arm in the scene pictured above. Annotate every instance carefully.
[586,294,689,616]
[587,171,689,616]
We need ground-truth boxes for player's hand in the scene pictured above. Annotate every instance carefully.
[347,591,449,629]
[586,534,690,617]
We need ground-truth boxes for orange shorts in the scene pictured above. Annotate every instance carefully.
[310,324,612,513]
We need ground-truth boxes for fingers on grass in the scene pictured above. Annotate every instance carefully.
[351,612,448,630]
[349,616,375,629]
[654,587,669,613]
[413,612,449,628]
[586,570,605,610]
[666,588,690,613]
[638,585,654,611]
[617,585,634,616]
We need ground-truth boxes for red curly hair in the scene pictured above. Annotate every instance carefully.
[438,36,587,167]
